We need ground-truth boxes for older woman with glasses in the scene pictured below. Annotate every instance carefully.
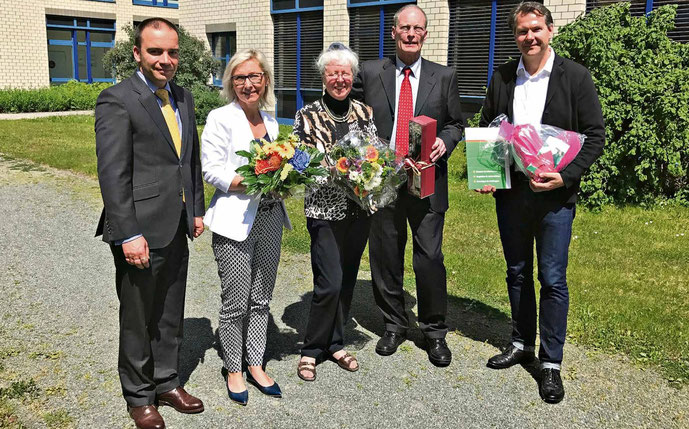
[293,42,377,381]
[202,48,291,405]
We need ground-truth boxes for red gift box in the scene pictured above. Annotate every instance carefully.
[407,115,436,198]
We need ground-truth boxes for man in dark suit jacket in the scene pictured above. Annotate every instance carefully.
[352,4,464,367]
[95,18,205,429]
[478,3,605,404]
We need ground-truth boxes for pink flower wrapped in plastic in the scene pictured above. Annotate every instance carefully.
[492,114,585,182]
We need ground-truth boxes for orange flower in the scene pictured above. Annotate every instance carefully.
[267,153,283,170]
[354,186,369,197]
[255,159,272,175]
[365,145,379,162]
[255,153,283,175]
[336,157,350,174]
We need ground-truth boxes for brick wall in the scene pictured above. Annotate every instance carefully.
[0,0,178,89]
[180,0,274,77]
[545,0,587,34]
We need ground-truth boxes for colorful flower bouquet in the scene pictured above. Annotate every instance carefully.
[328,131,407,213]
[235,134,327,197]
[492,114,585,182]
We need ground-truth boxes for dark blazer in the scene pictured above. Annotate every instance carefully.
[352,57,465,213]
[479,54,605,205]
[95,74,205,249]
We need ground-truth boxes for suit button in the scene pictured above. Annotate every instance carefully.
[179,189,183,196]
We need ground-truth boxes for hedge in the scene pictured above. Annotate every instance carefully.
[0,81,110,113]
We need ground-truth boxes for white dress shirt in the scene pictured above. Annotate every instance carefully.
[390,55,422,149]
[512,47,555,127]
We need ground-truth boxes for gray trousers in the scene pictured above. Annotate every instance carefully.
[212,201,284,372]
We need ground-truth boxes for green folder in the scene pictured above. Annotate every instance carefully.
[464,127,511,190]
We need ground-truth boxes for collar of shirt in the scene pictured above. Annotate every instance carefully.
[137,69,173,96]
[136,70,182,135]
[516,47,555,80]
[395,55,422,79]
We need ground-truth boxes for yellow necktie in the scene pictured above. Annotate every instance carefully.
[155,89,185,202]
[155,89,182,158]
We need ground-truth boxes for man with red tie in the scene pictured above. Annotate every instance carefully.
[352,4,464,367]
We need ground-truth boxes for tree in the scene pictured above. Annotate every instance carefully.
[103,24,224,124]
[102,24,219,89]
[552,3,689,207]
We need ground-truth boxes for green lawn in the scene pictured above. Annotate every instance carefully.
[1,115,687,385]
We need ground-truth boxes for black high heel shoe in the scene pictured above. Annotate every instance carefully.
[246,370,282,398]
[224,371,248,406]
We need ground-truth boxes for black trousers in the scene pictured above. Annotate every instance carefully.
[301,212,371,359]
[111,213,188,407]
[368,189,448,338]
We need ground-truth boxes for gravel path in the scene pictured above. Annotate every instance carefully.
[0,155,687,429]
[0,111,94,121]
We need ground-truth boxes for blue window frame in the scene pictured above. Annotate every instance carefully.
[273,0,324,124]
[46,15,116,84]
[447,0,540,114]
[132,0,179,8]
[587,0,689,42]
[209,32,236,86]
[348,0,414,62]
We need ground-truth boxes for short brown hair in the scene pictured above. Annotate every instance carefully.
[135,18,179,48]
[509,2,553,34]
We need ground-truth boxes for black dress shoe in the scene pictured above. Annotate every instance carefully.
[486,344,535,369]
[539,368,565,404]
[375,331,406,356]
[425,338,452,367]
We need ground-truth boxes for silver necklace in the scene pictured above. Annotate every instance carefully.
[322,98,352,123]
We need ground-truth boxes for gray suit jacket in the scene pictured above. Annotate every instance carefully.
[95,74,205,249]
[352,57,465,212]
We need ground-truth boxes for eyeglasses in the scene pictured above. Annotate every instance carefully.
[396,25,426,35]
[231,72,265,86]
[325,72,353,81]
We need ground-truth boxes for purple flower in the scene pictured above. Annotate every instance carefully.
[289,149,310,173]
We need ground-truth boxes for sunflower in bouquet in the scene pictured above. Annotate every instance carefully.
[329,132,407,213]
[235,133,327,197]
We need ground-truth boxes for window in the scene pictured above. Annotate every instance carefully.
[447,0,540,114]
[132,0,179,8]
[46,15,116,84]
[587,0,689,43]
[209,32,236,86]
[272,0,324,124]
[348,0,413,62]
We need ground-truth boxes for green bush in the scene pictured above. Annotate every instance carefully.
[190,83,225,125]
[0,81,110,113]
[552,3,689,207]
[103,24,221,124]
[103,24,219,91]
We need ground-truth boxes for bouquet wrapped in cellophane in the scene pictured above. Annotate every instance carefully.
[235,134,328,197]
[328,131,407,213]
[492,114,585,182]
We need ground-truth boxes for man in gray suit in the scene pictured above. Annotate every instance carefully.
[95,18,205,429]
[352,4,464,367]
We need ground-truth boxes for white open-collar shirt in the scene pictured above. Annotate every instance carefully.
[390,55,422,149]
[512,47,555,127]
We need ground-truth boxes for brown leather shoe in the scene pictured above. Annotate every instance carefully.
[128,405,165,429]
[157,387,204,414]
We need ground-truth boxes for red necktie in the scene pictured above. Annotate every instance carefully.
[395,67,413,158]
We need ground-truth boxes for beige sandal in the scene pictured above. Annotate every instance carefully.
[334,352,359,372]
[297,359,316,381]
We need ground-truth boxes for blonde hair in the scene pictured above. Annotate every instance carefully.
[221,48,275,110]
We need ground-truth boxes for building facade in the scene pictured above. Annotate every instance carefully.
[0,0,178,89]
[1,0,687,120]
